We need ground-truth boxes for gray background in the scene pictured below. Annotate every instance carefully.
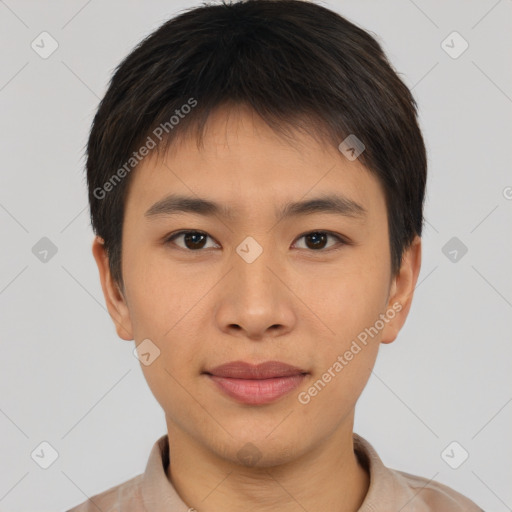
[0,0,511,510]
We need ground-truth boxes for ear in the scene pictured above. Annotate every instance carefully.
[380,235,422,344]
[91,236,134,341]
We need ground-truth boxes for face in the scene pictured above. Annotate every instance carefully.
[93,104,421,467]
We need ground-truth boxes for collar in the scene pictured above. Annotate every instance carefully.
[140,433,424,511]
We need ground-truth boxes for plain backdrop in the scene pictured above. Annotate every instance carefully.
[0,0,511,510]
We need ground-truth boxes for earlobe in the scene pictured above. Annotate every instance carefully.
[380,236,422,344]
[91,236,134,341]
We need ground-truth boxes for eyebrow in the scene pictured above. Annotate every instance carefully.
[144,193,367,222]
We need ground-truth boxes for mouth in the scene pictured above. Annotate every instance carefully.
[203,360,309,405]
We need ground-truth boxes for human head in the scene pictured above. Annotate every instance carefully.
[89,0,425,474]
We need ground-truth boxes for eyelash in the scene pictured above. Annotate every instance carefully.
[163,230,350,253]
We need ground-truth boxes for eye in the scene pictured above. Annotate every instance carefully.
[164,230,348,252]
[165,230,219,251]
[293,231,347,251]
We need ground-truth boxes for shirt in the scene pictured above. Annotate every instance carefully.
[66,433,484,511]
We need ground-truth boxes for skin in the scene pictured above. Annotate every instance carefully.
[93,104,421,512]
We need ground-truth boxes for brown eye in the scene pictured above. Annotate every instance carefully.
[165,231,218,250]
[293,231,346,251]
[304,232,328,250]
[165,230,347,252]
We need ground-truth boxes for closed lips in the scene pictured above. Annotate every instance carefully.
[204,360,308,379]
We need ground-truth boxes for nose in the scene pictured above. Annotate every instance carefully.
[213,240,297,341]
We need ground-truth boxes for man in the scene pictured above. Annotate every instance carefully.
[68,1,483,510]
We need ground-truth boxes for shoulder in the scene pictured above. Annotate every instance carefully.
[390,468,484,511]
[353,434,483,512]
[65,473,144,512]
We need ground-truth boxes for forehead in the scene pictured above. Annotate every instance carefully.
[124,105,386,221]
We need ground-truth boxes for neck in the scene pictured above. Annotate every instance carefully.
[165,421,369,512]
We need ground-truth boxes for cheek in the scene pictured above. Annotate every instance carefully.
[301,345,378,420]
[308,259,390,342]
[122,243,182,337]
[123,251,208,373]
[302,259,389,403]
[300,274,386,413]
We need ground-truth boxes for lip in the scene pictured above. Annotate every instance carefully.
[204,361,308,405]
[206,360,307,379]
